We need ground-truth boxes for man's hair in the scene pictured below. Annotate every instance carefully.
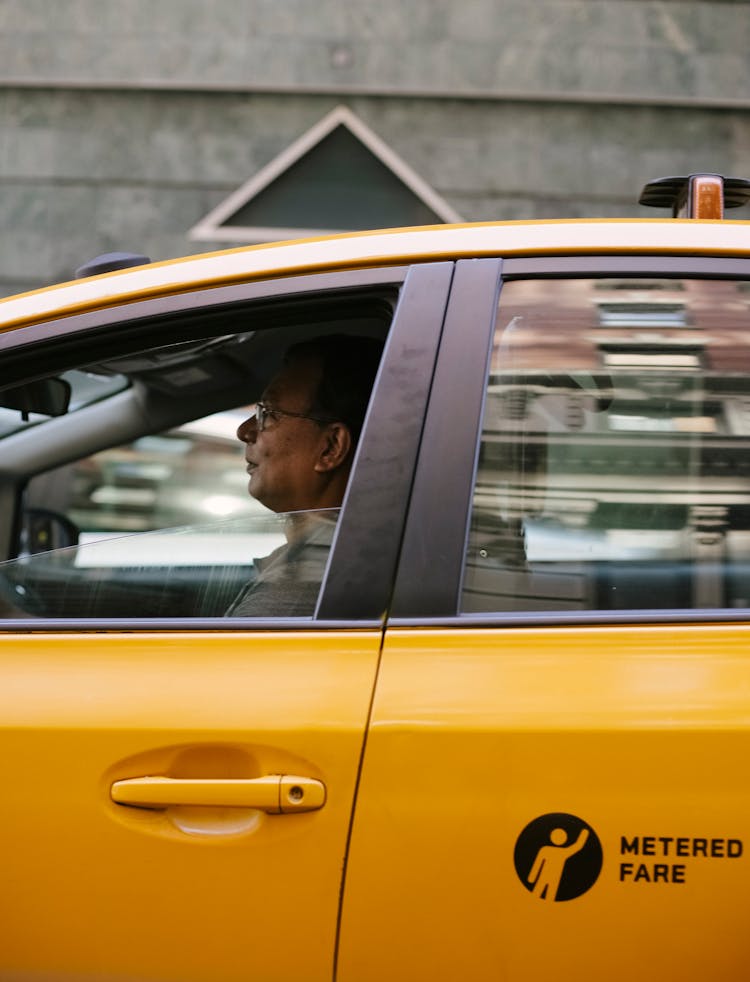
[285,333,384,444]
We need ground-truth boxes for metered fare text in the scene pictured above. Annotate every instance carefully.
[619,836,743,884]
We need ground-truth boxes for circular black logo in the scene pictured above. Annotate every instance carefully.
[514,813,603,902]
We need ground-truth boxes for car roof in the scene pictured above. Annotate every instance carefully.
[2,218,750,333]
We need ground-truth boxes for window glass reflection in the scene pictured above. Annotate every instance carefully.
[462,278,750,613]
[0,509,338,620]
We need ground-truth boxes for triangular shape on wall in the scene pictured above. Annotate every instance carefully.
[188,106,463,243]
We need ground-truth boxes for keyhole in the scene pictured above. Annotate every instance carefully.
[288,785,304,802]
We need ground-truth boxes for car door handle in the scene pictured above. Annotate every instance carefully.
[110,774,326,813]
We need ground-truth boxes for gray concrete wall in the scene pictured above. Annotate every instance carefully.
[0,1,748,295]
[2,0,747,102]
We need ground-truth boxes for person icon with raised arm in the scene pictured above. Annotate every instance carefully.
[527,826,590,901]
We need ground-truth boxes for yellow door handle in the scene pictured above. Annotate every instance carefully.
[110,775,326,813]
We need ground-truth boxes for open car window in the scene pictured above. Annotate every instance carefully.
[0,508,339,620]
[0,272,400,615]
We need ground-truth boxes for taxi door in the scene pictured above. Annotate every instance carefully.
[0,261,454,982]
[0,630,378,981]
[338,259,750,981]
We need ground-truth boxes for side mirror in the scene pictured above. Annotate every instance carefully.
[0,378,71,420]
[20,508,80,555]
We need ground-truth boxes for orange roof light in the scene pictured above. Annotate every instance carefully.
[639,174,750,220]
[689,175,724,220]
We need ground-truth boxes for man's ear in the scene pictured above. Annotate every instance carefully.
[314,422,352,473]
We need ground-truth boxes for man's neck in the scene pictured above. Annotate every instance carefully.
[283,508,337,546]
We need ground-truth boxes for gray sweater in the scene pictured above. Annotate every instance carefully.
[225,512,337,618]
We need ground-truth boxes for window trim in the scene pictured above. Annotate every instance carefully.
[0,266,409,390]
[502,256,750,280]
[318,262,455,619]
[390,259,503,617]
[387,609,750,628]
[0,618,386,633]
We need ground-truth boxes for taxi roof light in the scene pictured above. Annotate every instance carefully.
[639,174,750,220]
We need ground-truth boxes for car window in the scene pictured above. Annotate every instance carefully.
[0,508,337,619]
[0,276,400,620]
[461,277,750,613]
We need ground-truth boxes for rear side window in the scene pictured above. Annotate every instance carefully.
[461,277,750,614]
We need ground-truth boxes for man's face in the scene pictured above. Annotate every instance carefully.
[237,353,331,513]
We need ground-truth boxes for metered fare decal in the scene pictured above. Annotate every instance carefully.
[619,834,743,884]
[515,813,744,902]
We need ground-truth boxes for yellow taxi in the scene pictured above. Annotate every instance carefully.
[1,174,750,980]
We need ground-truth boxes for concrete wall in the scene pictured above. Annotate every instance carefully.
[3,0,747,102]
[0,1,748,295]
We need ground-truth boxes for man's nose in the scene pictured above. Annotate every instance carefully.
[237,413,258,444]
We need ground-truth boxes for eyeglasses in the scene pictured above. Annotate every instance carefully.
[253,401,334,432]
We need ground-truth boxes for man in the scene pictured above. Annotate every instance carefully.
[226,333,383,616]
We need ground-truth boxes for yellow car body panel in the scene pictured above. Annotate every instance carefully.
[4,186,750,978]
[339,624,750,982]
[0,630,380,982]
[3,218,750,332]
